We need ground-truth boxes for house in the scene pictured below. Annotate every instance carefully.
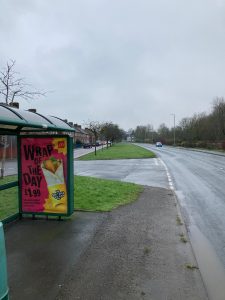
[84,128,95,145]
[73,124,92,147]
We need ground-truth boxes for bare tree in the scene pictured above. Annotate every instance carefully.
[0,60,46,178]
[85,121,102,155]
[0,60,46,105]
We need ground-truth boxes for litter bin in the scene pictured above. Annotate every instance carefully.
[0,222,9,300]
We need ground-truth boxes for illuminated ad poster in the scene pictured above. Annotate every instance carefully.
[20,136,69,214]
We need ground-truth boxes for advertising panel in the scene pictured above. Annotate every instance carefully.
[20,136,69,215]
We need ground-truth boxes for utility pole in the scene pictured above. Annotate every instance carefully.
[170,114,176,146]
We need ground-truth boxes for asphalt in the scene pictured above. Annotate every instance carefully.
[4,186,208,300]
[74,158,169,189]
[177,147,225,157]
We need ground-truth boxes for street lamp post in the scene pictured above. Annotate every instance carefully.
[171,114,176,146]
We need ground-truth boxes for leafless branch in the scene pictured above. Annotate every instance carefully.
[0,59,46,104]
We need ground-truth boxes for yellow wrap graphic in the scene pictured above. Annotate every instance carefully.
[41,157,68,213]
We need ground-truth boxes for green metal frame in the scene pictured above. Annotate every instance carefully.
[0,181,18,191]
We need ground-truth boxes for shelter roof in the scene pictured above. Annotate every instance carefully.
[0,104,75,134]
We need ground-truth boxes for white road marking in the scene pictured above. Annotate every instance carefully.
[154,158,159,166]
[159,158,174,190]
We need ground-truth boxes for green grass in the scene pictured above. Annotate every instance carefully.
[0,175,18,220]
[74,175,143,211]
[179,233,188,243]
[176,215,183,225]
[78,143,156,160]
[0,175,143,220]
[185,264,199,270]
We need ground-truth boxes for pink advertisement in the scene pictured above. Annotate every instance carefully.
[20,137,68,214]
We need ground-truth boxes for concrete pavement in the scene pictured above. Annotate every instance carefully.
[74,158,170,189]
[4,186,208,299]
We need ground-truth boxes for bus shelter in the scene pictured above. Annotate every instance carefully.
[0,104,75,223]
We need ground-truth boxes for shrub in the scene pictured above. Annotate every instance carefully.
[222,141,225,150]
[206,142,215,149]
[180,141,194,148]
[195,141,207,148]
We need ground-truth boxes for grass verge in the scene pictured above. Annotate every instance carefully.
[78,143,156,160]
[0,175,143,220]
[0,175,18,220]
[75,175,143,211]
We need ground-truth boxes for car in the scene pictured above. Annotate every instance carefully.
[92,141,101,147]
[83,143,92,149]
[156,142,163,147]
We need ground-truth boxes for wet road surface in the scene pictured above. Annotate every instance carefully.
[138,144,225,300]
[74,158,169,188]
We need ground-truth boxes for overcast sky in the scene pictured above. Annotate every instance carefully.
[1,0,225,130]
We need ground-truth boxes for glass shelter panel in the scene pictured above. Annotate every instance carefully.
[46,116,73,130]
[9,108,53,126]
[0,135,18,175]
[0,105,23,122]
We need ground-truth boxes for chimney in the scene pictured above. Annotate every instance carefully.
[28,108,37,113]
[9,102,19,109]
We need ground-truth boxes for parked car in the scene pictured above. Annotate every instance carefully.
[156,142,163,147]
[83,143,92,149]
[92,141,101,147]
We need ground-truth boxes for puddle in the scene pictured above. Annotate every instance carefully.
[189,224,225,300]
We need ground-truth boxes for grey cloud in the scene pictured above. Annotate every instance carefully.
[1,0,225,129]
